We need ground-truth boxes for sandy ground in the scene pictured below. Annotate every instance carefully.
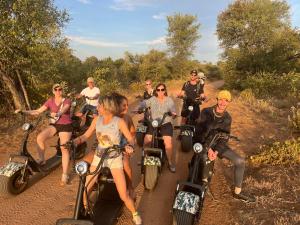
[0,80,298,225]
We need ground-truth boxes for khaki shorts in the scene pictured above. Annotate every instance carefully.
[91,153,123,170]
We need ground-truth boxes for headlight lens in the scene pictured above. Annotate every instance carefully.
[75,161,88,175]
[71,102,77,107]
[188,106,194,111]
[193,143,203,153]
[152,120,159,128]
[22,123,31,131]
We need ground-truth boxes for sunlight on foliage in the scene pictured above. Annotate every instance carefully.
[288,103,300,132]
[250,138,300,165]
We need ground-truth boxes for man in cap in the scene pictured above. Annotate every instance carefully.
[177,70,205,125]
[77,77,100,118]
[193,90,255,203]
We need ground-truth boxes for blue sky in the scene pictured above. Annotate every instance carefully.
[55,0,300,63]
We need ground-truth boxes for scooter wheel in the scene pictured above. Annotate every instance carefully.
[136,132,145,147]
[181,135,193,152]
[172,209,195,225]
[144,165,158,190]
[0,169,29,196]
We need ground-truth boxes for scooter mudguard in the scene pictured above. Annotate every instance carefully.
[0,162,25,177]
[173,191,200,215]
[143,156,161,167]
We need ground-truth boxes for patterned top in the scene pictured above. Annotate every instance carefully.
[96,116,121,151]
[43,98,72,124]
[141,96,176,124]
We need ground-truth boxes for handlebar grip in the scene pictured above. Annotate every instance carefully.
[174,126,181,129]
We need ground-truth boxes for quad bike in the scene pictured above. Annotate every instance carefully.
[172,132,239,225]
[56,145,125,225]
[0,112,86,196]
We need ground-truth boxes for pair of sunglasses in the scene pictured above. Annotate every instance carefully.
[156,88,165,92]
[54,88,62,91]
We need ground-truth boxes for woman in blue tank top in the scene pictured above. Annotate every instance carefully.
[74,95,142,225]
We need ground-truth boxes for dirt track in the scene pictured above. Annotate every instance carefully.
[0,80,296,225]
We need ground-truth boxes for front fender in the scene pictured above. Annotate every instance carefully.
[173,191,200,215]
[0,162,25,177]
[143,156,161,167]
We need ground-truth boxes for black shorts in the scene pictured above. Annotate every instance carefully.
[146,122,173,137]
[51,123,73,133]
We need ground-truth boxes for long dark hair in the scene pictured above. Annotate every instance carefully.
[154,83,168,97]
[111,92,128,115]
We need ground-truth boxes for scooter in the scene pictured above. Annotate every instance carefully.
[133,107,150,147]
[0,112,86,196]
[172,132,239,225]
[140,111,174,190]
[175,96,203,152]
[56,145,125,225]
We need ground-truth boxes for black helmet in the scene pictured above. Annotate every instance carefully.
[190,70,197,75]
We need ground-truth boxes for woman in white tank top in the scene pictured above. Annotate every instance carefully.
[74,95,142,225]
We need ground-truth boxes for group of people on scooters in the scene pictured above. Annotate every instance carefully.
[17,69,255,225]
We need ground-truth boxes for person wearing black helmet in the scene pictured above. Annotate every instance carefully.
[177,70,205,125]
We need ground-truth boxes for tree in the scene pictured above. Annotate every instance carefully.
[0,0,69,109]
[216,0,300,88]
[166,13,201,77]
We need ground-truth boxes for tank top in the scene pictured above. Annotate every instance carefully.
[96,116,121,151]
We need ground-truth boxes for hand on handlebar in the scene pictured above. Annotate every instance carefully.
[125,144,134,155]
[208,148,218,161]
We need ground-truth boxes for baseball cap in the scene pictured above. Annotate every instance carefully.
[87,77,94,83]
[190,70,198,75]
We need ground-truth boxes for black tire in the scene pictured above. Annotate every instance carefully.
[0,169,29,196]
[181,135,193,152]
[75,142,87,159]
[136,132,145,147]
[173,209,195,225]
[144,165,158,190]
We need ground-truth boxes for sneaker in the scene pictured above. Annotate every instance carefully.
[233,191,255,203]
[132,212,142,225]
[169,164,176,173]
[60,174,69,186]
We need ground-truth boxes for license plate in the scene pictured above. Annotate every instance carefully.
[137,125,147,133]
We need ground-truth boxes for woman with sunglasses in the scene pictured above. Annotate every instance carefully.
[18,83,73,185]
[73,95,142,225]
[140,83,177,172]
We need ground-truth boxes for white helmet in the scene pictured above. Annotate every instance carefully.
[197,72,206,80]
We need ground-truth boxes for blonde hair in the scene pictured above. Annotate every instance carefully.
[99,95,118,115]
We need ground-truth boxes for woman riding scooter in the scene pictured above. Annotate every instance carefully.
[140,83,177,172]
[74,95,142,225]
[18,83,72,186]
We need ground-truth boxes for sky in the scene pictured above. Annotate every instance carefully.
[55,0,300,63]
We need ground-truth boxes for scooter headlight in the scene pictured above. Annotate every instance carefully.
[152,120,159,128]
[71,101,77,107]
[188,106,194,111]
[75,161,88,175]
[193,143,203,153]
[22,123,31,131]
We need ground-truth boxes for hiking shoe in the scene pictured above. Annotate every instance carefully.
[233,191,255,203]
[132,212,142,225]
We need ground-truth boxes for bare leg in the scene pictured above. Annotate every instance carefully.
[123,154,135,198]
[163,136,174,165]
[36,126,56,162]
[58,131,72,175]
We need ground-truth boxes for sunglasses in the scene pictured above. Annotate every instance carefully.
[191,74,197,76]
[54,88,62,91]
[146,83,151,85]
[156,88,165,92]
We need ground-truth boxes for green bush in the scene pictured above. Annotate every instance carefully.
[242,72,300,99]
[250,138,300,165]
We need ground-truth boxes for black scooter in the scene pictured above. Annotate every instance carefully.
[175,96,203,152]
[139,111,174,190]
[0,113,86,196]
[172,132,239,225]
[134,107,150,147]
[56,145,125,225]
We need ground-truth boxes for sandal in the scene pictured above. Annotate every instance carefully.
[60,173,69,186]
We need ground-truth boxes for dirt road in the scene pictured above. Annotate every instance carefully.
[0,80,296,225]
